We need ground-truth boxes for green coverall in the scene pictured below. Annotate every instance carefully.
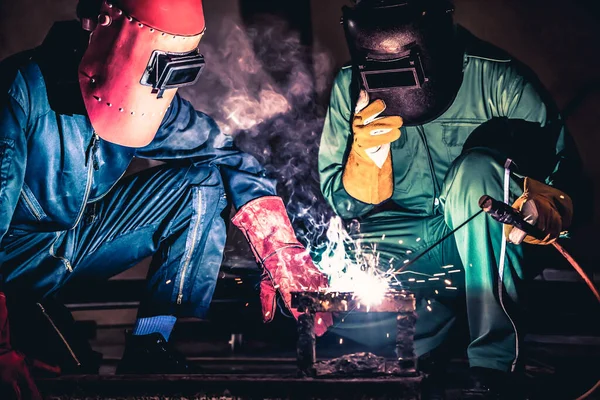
[318,34,578,372]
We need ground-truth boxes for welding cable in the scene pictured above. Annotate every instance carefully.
[575,379,600,400]
[551,241,600,303]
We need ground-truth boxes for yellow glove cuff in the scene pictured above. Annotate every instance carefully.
[342,150,393,204]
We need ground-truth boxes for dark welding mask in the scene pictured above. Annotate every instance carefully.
[342,0,464,124]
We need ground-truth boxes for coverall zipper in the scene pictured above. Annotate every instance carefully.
[177,191,202,304]
[37,303,81,366]
[49,231,73,272]
[72,132,98,229]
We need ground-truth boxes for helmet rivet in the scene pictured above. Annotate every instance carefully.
[131,111,135,115]
[117,9,122,15]
[138,23,143,28]
[161,32,166,36]
[107,2,113,8]
[98,14,111,27]
[150,28,154,32]
[90,77,96,84]
[107,103,112,107]
[127,16,133,22]
[119,108,124,112]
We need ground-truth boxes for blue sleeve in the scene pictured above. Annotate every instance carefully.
[135,94,277,209]
[0,73,28,244]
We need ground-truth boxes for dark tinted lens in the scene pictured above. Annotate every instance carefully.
[165,66,203,86]
[365,70,417,89]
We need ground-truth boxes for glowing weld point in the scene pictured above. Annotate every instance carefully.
[408,278,416,282]
[560,195,565,199]
[245,303,249,307]
[406,250,412,254]
[416,237,421,242]
[448,269,461,274]
[386,333,390,338]
[427,305,432,312]
[357,303,361,310]
[434,273,445,276]
[427,300,431,304]
[399,240,404,244]
[265,311,271,317]
[416,280,425,283]
[444,279,452,285]
[389,257,395,263]
[446,286,458,290]
[381,234,386,240]
[403,260,409,264]
[339,338,344,344]
[342,318,345,323]
[435,290,439,294]
[429,277,439,281]
[317,318,323,325]
[442,265,454,269]
[165,280,171,284]
[469,263,473,267]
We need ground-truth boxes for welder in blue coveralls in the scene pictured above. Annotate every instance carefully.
[319,0,582,397]
[0,0,332,395]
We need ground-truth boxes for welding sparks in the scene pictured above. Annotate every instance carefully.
[315,216,391,306]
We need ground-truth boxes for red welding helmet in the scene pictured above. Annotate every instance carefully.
[78,0,206,147]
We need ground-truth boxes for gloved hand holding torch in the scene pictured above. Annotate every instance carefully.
[504,177,573,245]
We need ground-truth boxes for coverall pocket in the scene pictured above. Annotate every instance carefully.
[0,138,14,198]
[440,120,485,164]
[19,183,48,221]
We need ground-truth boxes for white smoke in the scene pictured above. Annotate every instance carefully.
[180,17,338,252]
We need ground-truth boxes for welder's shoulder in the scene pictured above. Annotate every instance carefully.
[0,50,50,116]
[461,27,512,64]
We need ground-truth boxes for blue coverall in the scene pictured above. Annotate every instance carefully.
[0,42,276,321]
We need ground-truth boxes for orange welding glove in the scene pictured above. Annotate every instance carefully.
[231,196,333,337]
[505,177,573,245]
[342,91,403,204]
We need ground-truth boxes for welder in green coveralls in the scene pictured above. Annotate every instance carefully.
[318,0,580,396]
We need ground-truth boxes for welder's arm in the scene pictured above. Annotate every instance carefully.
[501,65,581,243]
[0,85,59,400]
[0,91,27,246]
[135,94,277,209]
[319,69,380,219]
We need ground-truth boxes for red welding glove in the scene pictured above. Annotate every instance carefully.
[232,196,333,336]
[505,177,574,245]
[0,292,60,400]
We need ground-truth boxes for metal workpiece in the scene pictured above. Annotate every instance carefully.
[291,290,416,313]
[297,311,317,377]
[292,291,419,378]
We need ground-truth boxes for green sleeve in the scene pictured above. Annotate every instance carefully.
[318,67,375,219]
[502,62,585,222]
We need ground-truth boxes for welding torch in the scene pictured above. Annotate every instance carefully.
[479,194,600,303]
